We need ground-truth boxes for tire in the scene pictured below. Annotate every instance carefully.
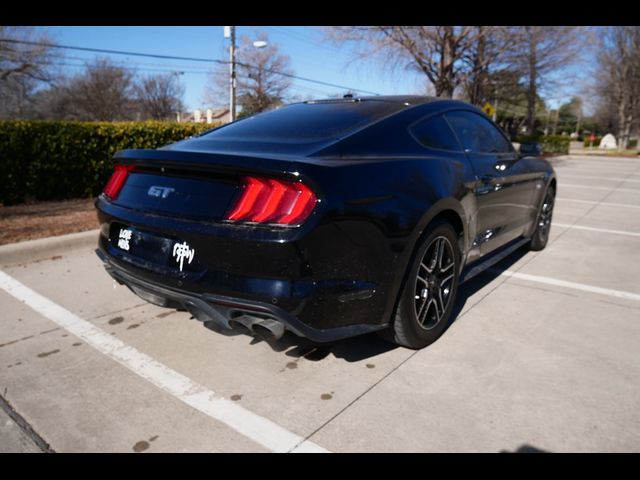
[528,185,556,252]
[381,221,461,349]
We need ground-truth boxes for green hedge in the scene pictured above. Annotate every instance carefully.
[515,135,570,155]
[0,121,218,205]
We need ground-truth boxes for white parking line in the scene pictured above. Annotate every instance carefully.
[0,270,329,454]
[557,198,640,209]
[559,156,640,164]
[555,169,640,178]
[553,222,640,238]
[558,174,640,184]
[561,183,640,193]
[492,269,640,302]
[552,162,640,169]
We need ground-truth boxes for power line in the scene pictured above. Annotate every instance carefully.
[0,38,382,96]
[47,60,210,76]
[269,26,343,55]
[46,59,334,103]
[50,54,213,72]
[48,57,344,96]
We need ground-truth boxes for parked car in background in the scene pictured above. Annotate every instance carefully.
[95,96,556,349]
[519,141,544,157]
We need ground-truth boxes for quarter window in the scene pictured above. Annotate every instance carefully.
[411,115,462,152]
[445,110,512,154]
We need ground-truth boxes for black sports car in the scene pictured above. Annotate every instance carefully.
[95,96,556,349]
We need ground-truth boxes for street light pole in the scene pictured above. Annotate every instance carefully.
[229,26,237,123]
[224,26,267,123]
[172,71,184,123]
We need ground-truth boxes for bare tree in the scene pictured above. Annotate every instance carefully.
[204,32,292,117]
[0,26,57,119]
[29,80,74,119]
[506,26,581,134]
[596,26,640,150]
[59,58,136,121]
[461,26,515,106]
[136,72,185,120]
[328,26,481,98]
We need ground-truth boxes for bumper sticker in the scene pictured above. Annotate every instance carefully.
[172,241,195,272]
[118,228,132,251]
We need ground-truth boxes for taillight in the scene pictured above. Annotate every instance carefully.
[103,164,134,200]
[225,176,317,226]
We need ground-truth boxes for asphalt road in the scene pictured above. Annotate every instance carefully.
[1,154,640,453]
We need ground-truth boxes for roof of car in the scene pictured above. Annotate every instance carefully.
[304,95,440,106]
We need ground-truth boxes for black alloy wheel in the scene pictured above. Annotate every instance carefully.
[385,221,461,349]
[529,186,555,251]
[414,236,456,330]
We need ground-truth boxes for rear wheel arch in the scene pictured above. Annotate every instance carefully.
[382,219,462,348]
[416,200,468,258]
[429,209,464,252]
[409,205,466,288]
[383,204,465,332]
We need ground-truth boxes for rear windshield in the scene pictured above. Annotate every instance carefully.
[202,100,404,143]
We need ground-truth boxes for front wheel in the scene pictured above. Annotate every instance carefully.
[384,221,461,349]
[529,185,555,251]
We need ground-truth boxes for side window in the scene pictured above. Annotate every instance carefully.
[445,110,512,154]
[411,114,462,152]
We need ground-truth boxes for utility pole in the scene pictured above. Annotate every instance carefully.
[229,26,237,123]
[224,26,267,122]
[544,108,550,135]
[552,109,559,136]
[492,90,498,123]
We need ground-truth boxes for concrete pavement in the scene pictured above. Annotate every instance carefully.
[1,154,639,452]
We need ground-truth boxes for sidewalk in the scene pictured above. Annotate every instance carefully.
[569,147,639,157]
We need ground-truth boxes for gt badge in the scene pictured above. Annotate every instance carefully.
[173,241,195,272]
[148,186,175,198]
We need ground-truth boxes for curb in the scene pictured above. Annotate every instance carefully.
[0,229,100,268]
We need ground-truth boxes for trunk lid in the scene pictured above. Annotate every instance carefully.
[111,149,296,222]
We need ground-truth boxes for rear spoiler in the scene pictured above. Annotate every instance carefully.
[113,149,296,178]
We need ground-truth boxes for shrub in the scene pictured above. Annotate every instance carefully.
[0,121,217,205]
[514,134,570,155]
[540,135,571,154]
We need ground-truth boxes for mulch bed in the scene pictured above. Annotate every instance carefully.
[0,198,99,246]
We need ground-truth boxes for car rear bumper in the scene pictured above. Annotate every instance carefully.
[96,248,385,343]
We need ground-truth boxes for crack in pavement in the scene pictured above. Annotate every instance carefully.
[0,393,54,453]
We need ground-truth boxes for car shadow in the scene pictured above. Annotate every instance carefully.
[500,444,550,453]
[448,247,529,326]
[202,247,530,363]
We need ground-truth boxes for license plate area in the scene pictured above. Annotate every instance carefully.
[108,222,203,274]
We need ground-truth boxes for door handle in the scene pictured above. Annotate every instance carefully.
[480,174,494,183]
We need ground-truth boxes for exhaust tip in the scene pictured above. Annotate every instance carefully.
[252,323,278,341]
[228,319,253,335]
[231,314,285,341]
